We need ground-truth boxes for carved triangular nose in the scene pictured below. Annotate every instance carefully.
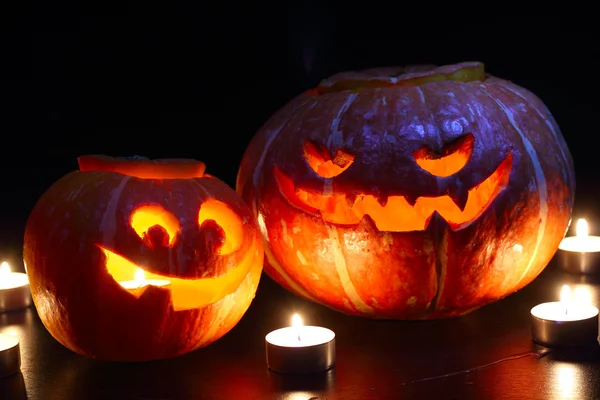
[412,134,474,177]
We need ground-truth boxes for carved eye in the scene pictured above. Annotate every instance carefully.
[412,134,474,177]
[303,140,355,178]
[131,205,180,248]
[198,199,244,255]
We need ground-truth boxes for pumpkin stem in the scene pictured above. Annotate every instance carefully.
[78,155,206,179]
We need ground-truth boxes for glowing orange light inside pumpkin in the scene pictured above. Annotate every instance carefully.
[275,151,512,232]
[134,268,145,282]
[131,205,180,247]
[413,134,474,177]
[303,141,355,178]
[117,267,169,295]
[103,200,255,311]
[198,199,243,255]
[104,245,256,310]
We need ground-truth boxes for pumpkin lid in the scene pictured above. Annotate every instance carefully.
[317,61,485,94]
[78,155,206,179]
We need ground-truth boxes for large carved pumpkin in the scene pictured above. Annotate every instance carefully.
[237,61,574,319]
[24,156,263,361]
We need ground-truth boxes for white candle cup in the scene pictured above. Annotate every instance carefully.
[558,218,600,274]
[265,315,335,374]
[0,333,21,378]
[531,285,600,347]
[0,263,32,313]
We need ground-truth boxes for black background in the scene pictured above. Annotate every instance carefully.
[2,13,598,266]
[3,11,600,400]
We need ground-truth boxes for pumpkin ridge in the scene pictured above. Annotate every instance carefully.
[325,224,374,315]
[249,96,323,303]
[427,226,448,316]
[497,81,575,185]
[480,86,550,288]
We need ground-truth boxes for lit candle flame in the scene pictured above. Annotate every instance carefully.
[0,262,10,278]
[292,314,303,328]
[134,268,145,286]
[292,314,303,342]
[576,218,589,238]
[560,284,573,314]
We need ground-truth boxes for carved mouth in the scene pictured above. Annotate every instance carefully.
[274,151,513,232]
[101,247,254,311]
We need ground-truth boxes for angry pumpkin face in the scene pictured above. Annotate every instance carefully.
[237,61,574,320]
[275,133,513,232]
[24,155,263,361]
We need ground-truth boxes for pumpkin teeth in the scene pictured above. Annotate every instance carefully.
[357,213,378,232]
[375,191,389,207]
[422,211,436,230]
[274,150,513,232]
[447,184,469,212]
[344,193,358,208]
[403,195,418,208]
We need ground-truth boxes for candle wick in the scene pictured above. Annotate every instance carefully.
[298,333,301,342]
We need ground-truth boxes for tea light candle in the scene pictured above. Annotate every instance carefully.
[265,314,335,374]
[0,333,20,377]
[0,262,32,312]
[118,268,170,297]
[531,284,599,347]
[558,218,600,274]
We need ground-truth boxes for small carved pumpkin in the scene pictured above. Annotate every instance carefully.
[237,61,575,319]
[24,155,263,361]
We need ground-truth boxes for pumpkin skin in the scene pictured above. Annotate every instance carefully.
[237,61,575,319]
[24,156,263,361]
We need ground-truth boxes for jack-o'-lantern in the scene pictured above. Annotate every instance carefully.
[237,61,574,319]
[24,155,263,361]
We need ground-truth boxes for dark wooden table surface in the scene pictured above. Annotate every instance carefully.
[2,258,600,400]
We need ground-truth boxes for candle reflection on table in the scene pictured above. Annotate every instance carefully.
[553,363,579,400]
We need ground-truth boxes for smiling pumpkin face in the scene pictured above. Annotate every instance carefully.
[237,61,575,319]
[100,199,256,311]
[24,156,263,361]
